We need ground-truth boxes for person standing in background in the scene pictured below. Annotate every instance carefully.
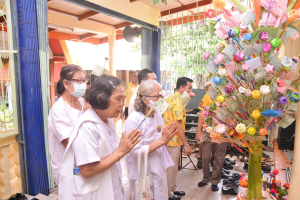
[163,77,193,200]
[124,71,138,118]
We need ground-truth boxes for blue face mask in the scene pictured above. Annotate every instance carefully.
[69,82,86,98]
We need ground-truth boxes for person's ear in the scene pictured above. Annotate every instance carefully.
[97,94,102,105]
[142,96,148,105]
[63,80,70,91]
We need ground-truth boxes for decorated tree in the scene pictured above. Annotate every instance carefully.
[201,0,300,199]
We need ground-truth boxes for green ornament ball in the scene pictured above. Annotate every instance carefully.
[271,38,282,48]
[232,27,240,36]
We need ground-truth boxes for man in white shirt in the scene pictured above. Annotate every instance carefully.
[128,69,157,115]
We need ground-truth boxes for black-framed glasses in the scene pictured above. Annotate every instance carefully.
[69,78,89,84]
[146,95,162,101]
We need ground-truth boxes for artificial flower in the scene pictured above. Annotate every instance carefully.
[212,76,221,85]
[273,169,279,175]
[276,109,284,116]
[214,54,224,64]
[216,102,221,107]
[262,43,271,53]
[277,80,285,87]
[252,90,261,99]
[203,124,209,130]
[270,172,275,177]
[189,92,195,97]
[202,53,210,60]
[293,56,300,62]
[242,64,250,71]
[206,126,213,133]
[210,131,218,139]
[224,84,234,94]
[259,31,268,41]
[247,127,256,136]
[261,109,281,117]
[159,91,166,98]
[277,87,284,93]
[252,110,261,119]
[278,96,288,105]
[271,38,282,48]
[223,102,227,106]
[261,177,268,182]
[236,51,245,61]
[243,33,252,41]
[235,123,246,133]
[204,106,209,111]
[244,89,252,97]
[209,102,217,111]
[218,68,227,76]
[265,64,274,72]
[212,0,226,11]
[216,124,227,134]
[217,95,225,103]
[288,92,300,103]
[287,9,300,21]
[228,128,236,137]
[238,86,246,93]
[237,133,244,140]
[260,85,270,95]
[104,56,110,60]
[281,56,293,66]
[228,29,236,38]
[284,183,289,189]
[271,189,277,194]
[203,110,210,117]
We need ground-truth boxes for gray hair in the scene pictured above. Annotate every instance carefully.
[134,80,161,113]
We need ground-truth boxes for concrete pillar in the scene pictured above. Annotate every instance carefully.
[108,28,116,76]
[141,27,152,70]
[49,60,55,107]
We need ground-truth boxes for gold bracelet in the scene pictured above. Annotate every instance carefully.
[113,152,121,160]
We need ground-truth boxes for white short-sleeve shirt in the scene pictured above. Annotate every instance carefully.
[48,97,83,184]
[128,87,138,115]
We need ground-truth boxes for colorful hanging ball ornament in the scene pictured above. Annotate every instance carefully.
[262,43,271,53]
[233,54,238,62]
[271,38,282,48]
[224,84,235,94]
[228,29,236,38]
[252,90,261,99]
[235,51,245,61]
[209,102,217,111]
[217,95,225,103]
[278,96,289,105]
[259,31,269,41]
[243,33,252,41]
[205,9,216,18]
[232,27,240,36]
[259,128,268,136]
[202,52,210,60]
[212,76,221,85]
[247,127,256,136]
[287,9,300,21]
[212,0,227,12]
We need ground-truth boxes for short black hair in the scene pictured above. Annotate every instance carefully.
[176,77,193,89]
[138,69,154,84]
[85,75,124,110]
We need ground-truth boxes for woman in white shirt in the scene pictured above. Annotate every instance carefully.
[48,64,88,185]
[58,75,141,200]
[123,80,178,200]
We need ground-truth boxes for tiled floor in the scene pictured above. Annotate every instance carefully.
[176,150,274,200]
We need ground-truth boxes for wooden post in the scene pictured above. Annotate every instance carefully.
[108,28,116,76]
[49,59,55,107]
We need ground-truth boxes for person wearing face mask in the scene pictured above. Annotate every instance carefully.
[123,80,178,200]
[58,75,141,200]
[163,77,193,200]
[48,64,87,185]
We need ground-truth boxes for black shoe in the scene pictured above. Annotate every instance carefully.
[223,163,234,170]
[262,163,271,173]
[13,193,28,200]
[212,184,219,191]
[211,158,215,167]
[225,158,236,165]
[198,181,208,187]
[222,185,239,195]
[197,161,202,169]
[223,180,240,187]
[224,159,234,166]
[222,168,230,174]
[231,173,241,180]
[169,195,181,200]
[173,191,185,196]
[221,171,229,179]
[243,163,248,171]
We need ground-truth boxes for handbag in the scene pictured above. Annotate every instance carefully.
[135,146,154,200]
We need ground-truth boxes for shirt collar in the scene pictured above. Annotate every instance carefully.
[175,91,182,98]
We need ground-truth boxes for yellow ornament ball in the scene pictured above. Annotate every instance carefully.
[247,127,256,136]
[217,95,225,103]
[252,110,261,119]
[252,90,261,99]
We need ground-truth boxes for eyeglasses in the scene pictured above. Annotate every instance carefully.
[69,78,89,84]
[146,95,163,101]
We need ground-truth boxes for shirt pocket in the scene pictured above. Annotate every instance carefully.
[72,173,101,196]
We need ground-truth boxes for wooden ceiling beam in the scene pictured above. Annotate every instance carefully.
[78,10,99,21]
[79,32,97,40]
[161,0,212,17]
[48,28,57,32]
[115,22,133,29]
[49,32,101,45]
[116,30,123,35]
[130,0,139,2]
[167,12,205,26]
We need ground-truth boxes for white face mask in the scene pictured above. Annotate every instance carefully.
[146,98,157,112]
[69,82,86,98]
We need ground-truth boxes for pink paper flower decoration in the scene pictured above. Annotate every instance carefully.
[202,53,210,60]
[159,91,166,98]
[265,64,274,72]
[277,87,284,93]
[277,80,285,87]
[214,54,224,64]
[223,102,227,106]
[105,56,111,60]
[216,124,227,134]
[203,110,210,117]
[242,64,251,71]
[216,102,221,107]
[189,92,195,97]
[293,56,300,62]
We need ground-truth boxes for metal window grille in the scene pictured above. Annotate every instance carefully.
[159,5,222,96]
